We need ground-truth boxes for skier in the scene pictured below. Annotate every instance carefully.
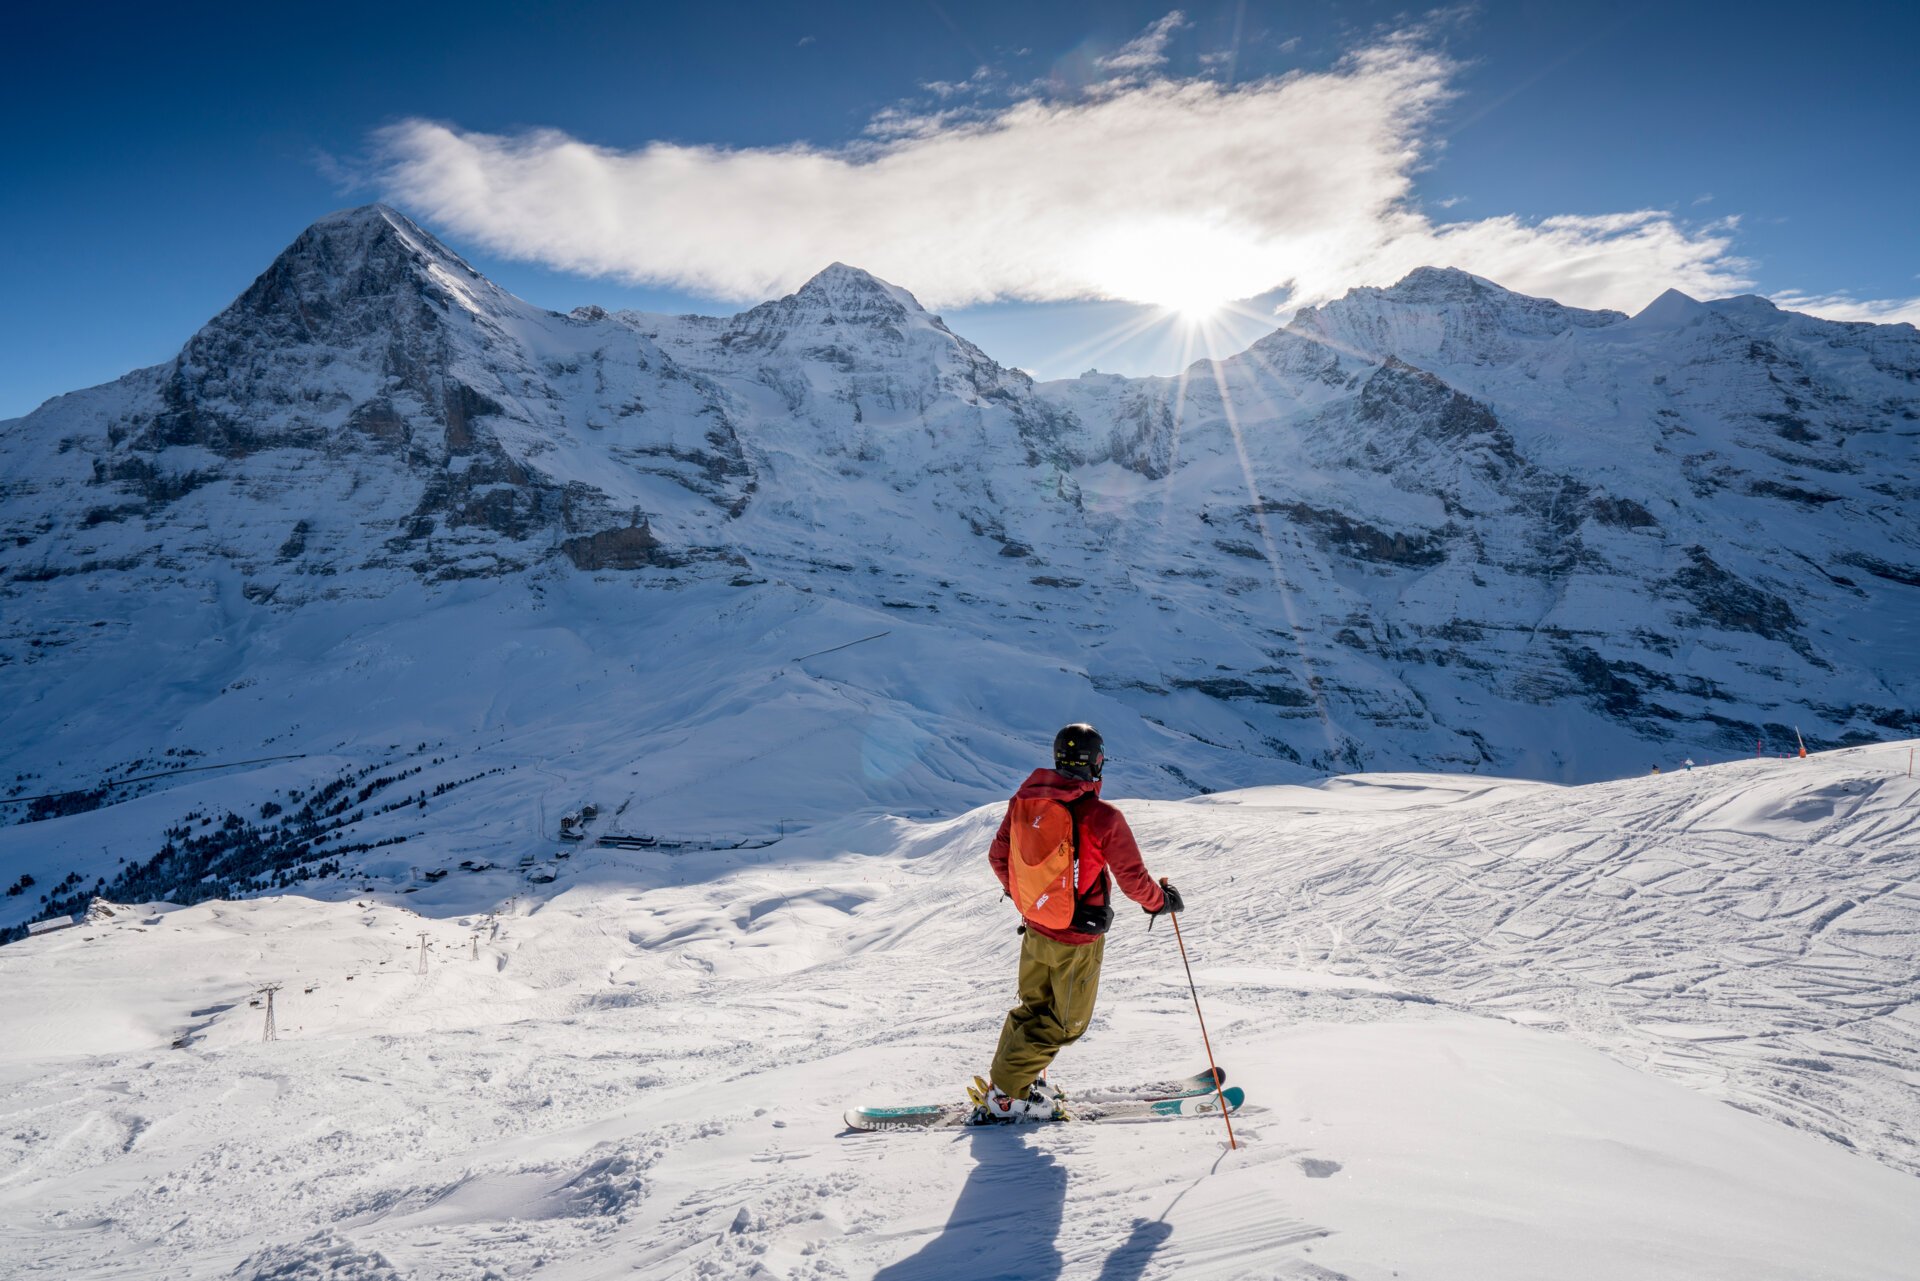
[971,723,1183,1122]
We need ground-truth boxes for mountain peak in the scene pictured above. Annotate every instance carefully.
[806,261,879,285]
[1630,288,1707,327]
[1706,294,1786,325]
[719,262,943,352]
[1286,266,1628,366]
[308,201,411,231]
[1378,265,1508,303]
[793,262,929,316]
[212,204,509,343]
[282,204,481,284]
[1355,267,1627,329]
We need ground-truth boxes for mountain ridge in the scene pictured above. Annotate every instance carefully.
[3,205,1917,930]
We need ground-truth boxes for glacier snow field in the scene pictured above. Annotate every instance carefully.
[2,745,1918,1279]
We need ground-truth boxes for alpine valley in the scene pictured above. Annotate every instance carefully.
[2,204,1918,928]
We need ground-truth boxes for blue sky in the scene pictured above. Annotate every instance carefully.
[3,1,1916,418]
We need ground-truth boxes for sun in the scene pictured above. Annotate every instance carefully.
[1166,296,1228,325]
[1076,221,1251,325]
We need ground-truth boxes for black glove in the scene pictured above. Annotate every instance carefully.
[1148,882,1185,916]
[1069,901,1115,936]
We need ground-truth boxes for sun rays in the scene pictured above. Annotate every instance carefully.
[1031,290,1342,753]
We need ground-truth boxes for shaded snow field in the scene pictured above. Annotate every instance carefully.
[2,745,1917,1279]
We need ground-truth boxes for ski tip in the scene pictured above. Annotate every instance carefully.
[843,1103,964,1132]
[1161,1085,1245,1117]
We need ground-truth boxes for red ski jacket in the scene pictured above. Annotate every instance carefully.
[988,768,1165,945]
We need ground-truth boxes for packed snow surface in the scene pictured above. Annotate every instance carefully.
[2,745,1917,1278]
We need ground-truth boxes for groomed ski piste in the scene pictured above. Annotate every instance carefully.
[3,744,1918,1279]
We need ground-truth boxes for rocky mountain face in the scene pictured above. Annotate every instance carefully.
[1043,267,1920,774]
[2,206,1916,863]
[0,207,756,595]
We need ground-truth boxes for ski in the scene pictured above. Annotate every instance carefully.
[843,1085,1243,1132]
[1066,1066,1226,1104]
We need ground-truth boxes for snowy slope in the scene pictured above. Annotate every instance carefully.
[1,745,1916,1279]
[2,206,1918,933]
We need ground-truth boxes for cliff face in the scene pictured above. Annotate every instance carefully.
[2,211,1916,819]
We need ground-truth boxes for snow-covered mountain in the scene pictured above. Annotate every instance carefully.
[3,205,1918,929]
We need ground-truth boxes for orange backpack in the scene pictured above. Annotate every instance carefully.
[1008,797,1078,930]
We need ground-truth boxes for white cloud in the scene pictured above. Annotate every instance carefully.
[1096,10,1189,73]
[860,103,979,140]
[922,66,998,98]
[372,25,1758,316]
[1770,291,1920,327]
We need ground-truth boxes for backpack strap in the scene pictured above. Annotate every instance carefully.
[1069,802,1080,901]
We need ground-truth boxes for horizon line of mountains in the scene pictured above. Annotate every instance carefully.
[3,202,1917,832]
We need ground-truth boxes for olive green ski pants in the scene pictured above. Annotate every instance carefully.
[990,929,1105,1095]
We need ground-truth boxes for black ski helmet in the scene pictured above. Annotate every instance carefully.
[1053,723,1104,780]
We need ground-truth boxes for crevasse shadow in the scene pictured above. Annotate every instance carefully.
[874,1127,1067,1281]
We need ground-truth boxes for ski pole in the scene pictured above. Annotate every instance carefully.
[1162,878,1236,1151]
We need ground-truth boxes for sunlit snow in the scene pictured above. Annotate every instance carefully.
[2,747,1917,1277]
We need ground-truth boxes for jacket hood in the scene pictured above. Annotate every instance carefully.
[1014,768,1103,802]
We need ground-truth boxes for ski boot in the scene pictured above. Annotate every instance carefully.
[967,1075,1063,1124]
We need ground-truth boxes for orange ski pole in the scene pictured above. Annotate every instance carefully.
[1162,878,1236,1150]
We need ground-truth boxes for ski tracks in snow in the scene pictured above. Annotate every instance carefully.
[1154,754,1920,1174]
[1,747,1918,1277]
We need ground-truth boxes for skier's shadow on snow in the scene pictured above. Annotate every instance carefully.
[875,1128,1069,1281]
[1094,1218,1174,1281]
[874,1130,1172,1281]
